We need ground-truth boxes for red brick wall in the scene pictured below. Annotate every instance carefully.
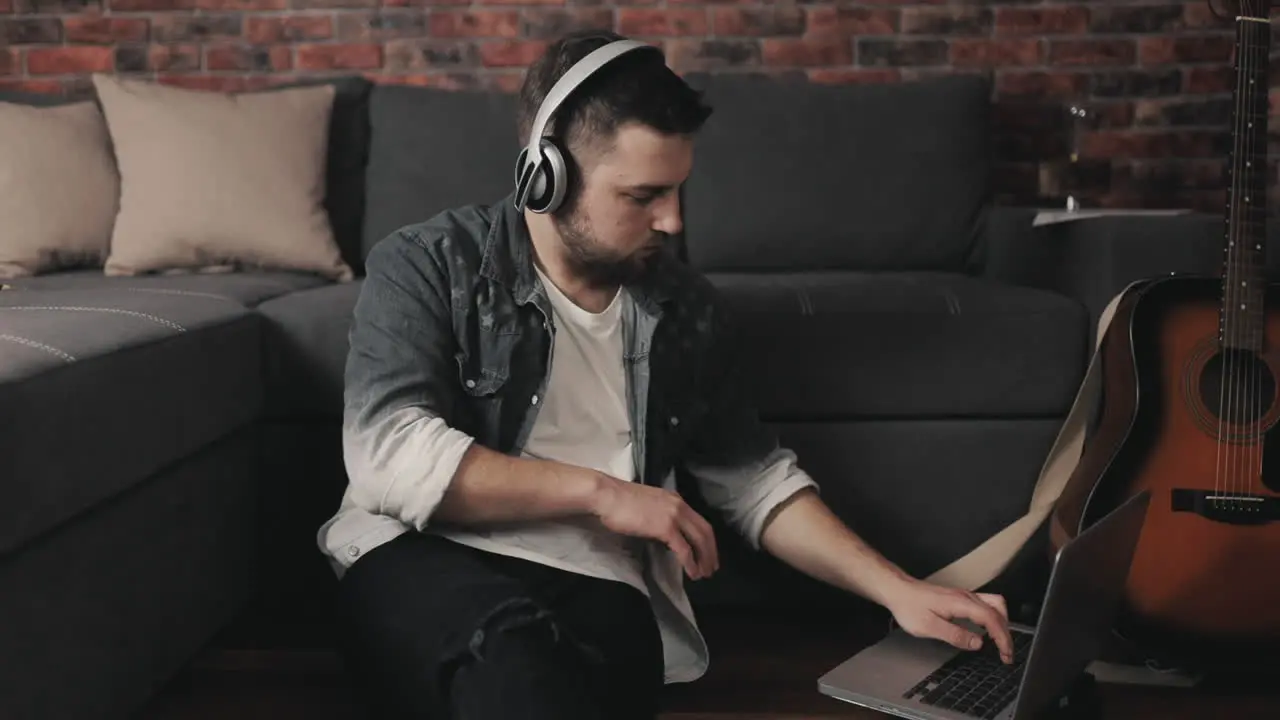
[0,1,1270,211]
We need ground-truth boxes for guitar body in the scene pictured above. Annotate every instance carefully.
[1051,273,1280,670]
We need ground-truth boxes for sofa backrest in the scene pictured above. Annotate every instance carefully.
[5,72,996,280]
[359,84,523,264]
[680,73,994,274]
[293,77,375,276]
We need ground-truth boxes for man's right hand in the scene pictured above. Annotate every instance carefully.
[588,473,720,580]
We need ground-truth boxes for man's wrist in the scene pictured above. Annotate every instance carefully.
[548,461,609,518]
[856,561,917,610]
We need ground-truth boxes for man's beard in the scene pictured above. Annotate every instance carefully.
[554,208,664,289]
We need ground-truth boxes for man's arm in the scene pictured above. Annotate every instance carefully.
[758,488,911,607]
[681,297,1014,662]
[342,230,719,578]
[759,489,1014,662]
[434,444,598,523]
[438,442,718,579]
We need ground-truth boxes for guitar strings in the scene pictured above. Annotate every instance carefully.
[1226,8,1258,509]
[1237,9,1266,507]
[1218,9,1246,510]
[1234,8,1256,509]
[1237,9,1250,509]
[1246,11,1267,505]
[1243,10,1264,506]
[1244,11,1264,504]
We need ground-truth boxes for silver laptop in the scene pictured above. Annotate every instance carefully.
[818,489,1151,720]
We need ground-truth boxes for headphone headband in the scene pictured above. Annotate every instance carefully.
[514,38,661,213]
[522,39,657,156]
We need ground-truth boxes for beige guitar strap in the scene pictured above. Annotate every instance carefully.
[925,279,1149,590]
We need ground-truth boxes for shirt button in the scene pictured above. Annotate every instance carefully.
[465,379,476,389]
[670,416,679,426]
[346,545,360,558]
[531,394,540,405]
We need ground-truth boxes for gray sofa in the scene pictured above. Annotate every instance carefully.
[0,72,1249,719]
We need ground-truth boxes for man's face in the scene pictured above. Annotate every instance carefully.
[553,121,693,288]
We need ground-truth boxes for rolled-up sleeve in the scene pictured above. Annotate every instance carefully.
[681,302,818,549]
[341,232,476,531]
[686,446,818,550]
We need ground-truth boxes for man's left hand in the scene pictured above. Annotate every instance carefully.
[884,578,1015,664]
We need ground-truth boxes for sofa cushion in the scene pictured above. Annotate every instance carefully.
[708,271,1088,419]
[361,85,520,260]
[257,281,361,419]
[0,269,330,307]
[0,100,120,278]
[682,73,991,273]
[91,74,354,282]
[0,287,262,555]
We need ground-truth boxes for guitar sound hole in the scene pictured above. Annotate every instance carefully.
[1198,349,1277,425]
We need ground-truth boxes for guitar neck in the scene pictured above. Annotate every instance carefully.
[1222,8,1272,352]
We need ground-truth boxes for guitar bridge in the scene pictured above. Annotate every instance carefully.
[1171,489,1280,525]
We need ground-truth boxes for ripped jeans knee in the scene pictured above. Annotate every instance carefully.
[439,595,619,720]
[460,596,605,667]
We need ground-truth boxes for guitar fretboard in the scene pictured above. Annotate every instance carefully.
[1221,10,1271,351]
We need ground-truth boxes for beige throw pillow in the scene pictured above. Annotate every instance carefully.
[91,74,354,281]
[0,101,120,278]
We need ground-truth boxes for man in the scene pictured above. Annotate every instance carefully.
[318,30,1013,720]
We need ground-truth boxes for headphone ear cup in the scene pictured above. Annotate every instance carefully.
[526,138,569,215]
[513,147,535,211]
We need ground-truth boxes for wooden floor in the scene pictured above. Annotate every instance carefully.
[136,607,1280,720]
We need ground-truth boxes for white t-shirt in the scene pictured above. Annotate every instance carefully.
[432,263,650,595]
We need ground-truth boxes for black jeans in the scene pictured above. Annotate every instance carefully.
[335,531,665,720]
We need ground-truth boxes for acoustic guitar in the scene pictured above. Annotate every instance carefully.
[1048,0,1280,672]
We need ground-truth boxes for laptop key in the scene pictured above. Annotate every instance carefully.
[921,681,955,705]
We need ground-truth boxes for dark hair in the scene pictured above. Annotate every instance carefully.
[516,30,713,163]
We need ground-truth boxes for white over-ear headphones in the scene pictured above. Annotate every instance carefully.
[513,38,662,215]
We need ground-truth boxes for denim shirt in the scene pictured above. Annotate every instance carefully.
[318,191,818,682]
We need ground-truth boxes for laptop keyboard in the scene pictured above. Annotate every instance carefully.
[902,632,1034,719]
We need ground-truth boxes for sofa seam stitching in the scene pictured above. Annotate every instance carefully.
[0,334,76,362]
[0,306,187,332]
